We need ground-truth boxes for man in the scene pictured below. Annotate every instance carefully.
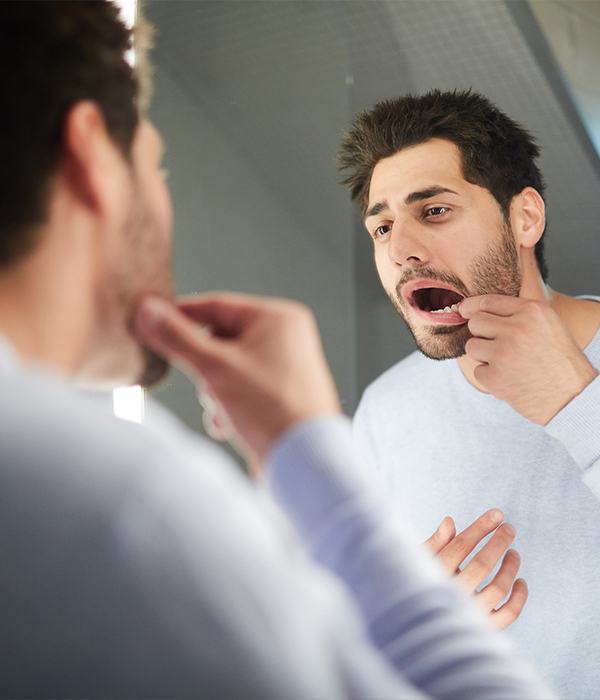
[0,4,554,697]
[340,89,600,697]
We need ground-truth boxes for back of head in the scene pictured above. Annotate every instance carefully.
[338,89,548,280]
[0,1,139,267]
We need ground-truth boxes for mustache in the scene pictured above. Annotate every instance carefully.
[394,267,470,300]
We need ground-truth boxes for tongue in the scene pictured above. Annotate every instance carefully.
[430,288,463,310]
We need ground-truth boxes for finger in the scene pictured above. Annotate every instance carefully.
[459,294,522,319]
[135,296,228,372]
[467,311,508,340]
[464,337,495,364]
[490,578,529,630]
[176,292,290,338]
[476,549,521,610]
[424,516,456,556]
[177,294,262,337]
[457,523,516,591]
[437,508,503,573]
[197,387,233,440]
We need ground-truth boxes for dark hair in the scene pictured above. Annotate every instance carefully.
[338,89,548,281]
[0,1,141,267]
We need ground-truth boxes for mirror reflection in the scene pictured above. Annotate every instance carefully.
[146,2,600,698]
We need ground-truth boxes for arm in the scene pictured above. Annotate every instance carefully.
[135,292,554,700]
[0,383,422,700]
[460,294,600,499]
[544,374,600,499]
[267,416,547,700]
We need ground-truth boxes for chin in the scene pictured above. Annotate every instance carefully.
[413,323,472,361]
[394,301,471,361]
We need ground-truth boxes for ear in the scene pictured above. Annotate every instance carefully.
[60,101,130,219]
[509,186,545,250]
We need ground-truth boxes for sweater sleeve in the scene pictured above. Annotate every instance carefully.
[265,415,554,700]
[545,373,600,500]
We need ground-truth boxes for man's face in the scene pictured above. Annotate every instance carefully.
[86,119,174,387]
[365,138,521,360]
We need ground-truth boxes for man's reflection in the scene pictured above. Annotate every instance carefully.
[340,89,600,698]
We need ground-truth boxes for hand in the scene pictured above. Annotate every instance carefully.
[134,293,341,472]
[424,509,528,629]
[459,295,598,425]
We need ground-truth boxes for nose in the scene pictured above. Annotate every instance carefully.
[388,220,431,267]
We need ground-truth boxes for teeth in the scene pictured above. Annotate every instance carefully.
[431,303,460,314]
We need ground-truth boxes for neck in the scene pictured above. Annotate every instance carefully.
[0,222,96,376]
[457,256,600,391]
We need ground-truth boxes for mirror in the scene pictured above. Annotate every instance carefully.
[144,5,600,695]
[145,0,600,426]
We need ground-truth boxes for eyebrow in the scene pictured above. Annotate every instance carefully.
[365,186,460,220]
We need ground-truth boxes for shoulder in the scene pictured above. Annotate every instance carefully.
[0,366,248,528]
[576,294,600,362]
[0,366,291,693]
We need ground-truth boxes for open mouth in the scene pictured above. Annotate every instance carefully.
[412,287,464,314]
[401,280,467,323]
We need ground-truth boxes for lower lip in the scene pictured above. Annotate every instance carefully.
[412,307,467,325]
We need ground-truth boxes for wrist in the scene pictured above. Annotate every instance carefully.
[543,359,599,425]
[250,406,342,476]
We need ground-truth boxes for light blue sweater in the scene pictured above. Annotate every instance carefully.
[354,315,600,699]
[0,337,550,698]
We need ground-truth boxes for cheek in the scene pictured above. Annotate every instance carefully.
[374,247,392,284]
[433,230,480,275]
[154,179,173,241]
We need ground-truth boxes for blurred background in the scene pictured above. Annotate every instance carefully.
[141,0,600,432]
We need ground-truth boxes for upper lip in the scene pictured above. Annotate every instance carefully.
[401,279,466,309]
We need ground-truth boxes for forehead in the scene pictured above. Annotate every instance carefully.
[368,138,464,204]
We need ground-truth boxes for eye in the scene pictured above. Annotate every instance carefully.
[423,206,450,219]
[372,224,392,239]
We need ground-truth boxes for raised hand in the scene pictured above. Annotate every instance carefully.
[135,293,341,472]
[459,294,598,425]
[425,509,528,630]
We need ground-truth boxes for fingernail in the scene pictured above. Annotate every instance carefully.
[489,508,503,524]
[137,297,168,332]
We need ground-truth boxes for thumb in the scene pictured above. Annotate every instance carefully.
[135,296,227,372]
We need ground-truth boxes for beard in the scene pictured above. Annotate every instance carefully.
[114,189,174,389]
[75,168,174,391]
[127,239,173,389]
[387,222,521,360]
